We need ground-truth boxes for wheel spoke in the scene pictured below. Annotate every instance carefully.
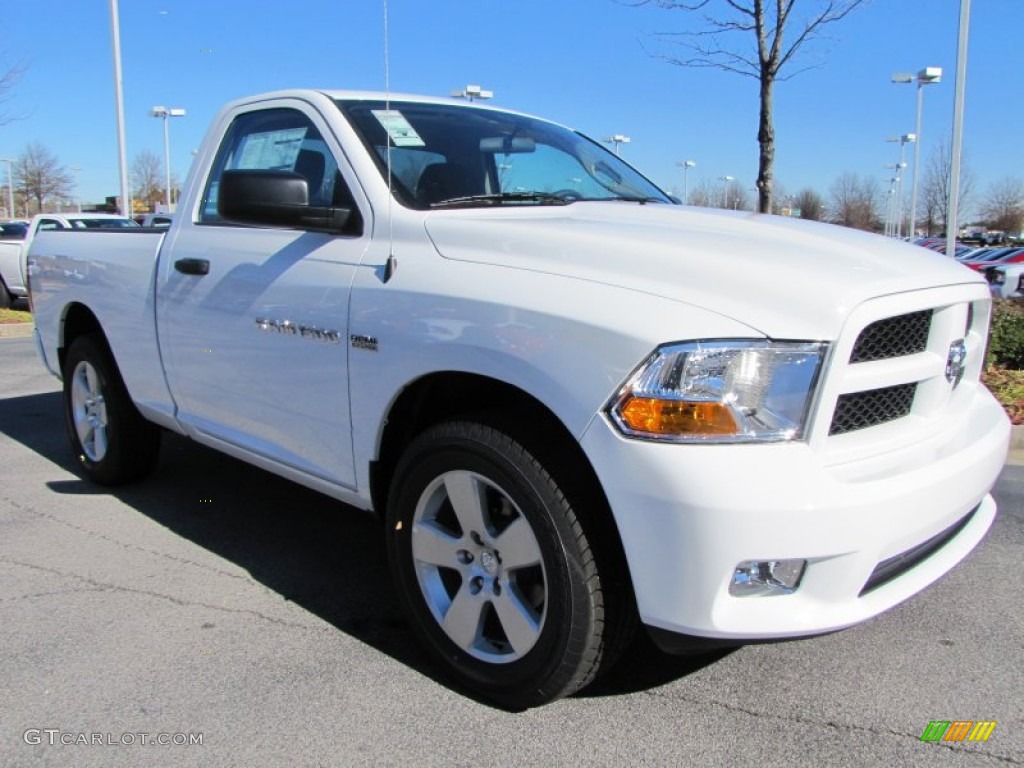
[84,363,100,396]
[492,588,542,655]
[412,521,463,568]
[443,471,489,538]
[441,586,484,651]
[494,516,542,569]
[92,425,108,460]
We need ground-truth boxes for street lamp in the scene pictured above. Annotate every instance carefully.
[151,106,186,210]
[892,66,941,237]
[885,134,915,237]
[71,165,83,213]
[1,158,14,220]
[451,84,493,102]
[719,175,734,209]
[677,160,696,203]
[883,172,903,236]
[603,134,630,156]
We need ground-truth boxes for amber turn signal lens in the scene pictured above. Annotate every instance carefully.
[617,396,739,436]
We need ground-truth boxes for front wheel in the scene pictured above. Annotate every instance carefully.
[62,334,160,485]
[386,421,612,708]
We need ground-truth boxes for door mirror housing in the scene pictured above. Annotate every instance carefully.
[218,169,352,233]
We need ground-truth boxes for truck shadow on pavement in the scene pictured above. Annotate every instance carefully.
[0,390,730,708]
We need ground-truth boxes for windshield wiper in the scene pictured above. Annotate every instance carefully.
[607,195,666,204]
[429,192,574,209]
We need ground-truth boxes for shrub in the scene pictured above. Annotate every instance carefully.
[986,299,1024,369]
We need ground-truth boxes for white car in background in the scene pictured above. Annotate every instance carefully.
[0,213,137,307]
[986,263,1024,299]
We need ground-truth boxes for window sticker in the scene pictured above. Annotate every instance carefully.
[235,127,309,170]
[371,110,425,147]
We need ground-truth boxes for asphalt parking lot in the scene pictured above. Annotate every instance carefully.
[1,335,1022,767]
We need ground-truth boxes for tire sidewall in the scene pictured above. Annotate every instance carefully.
[62,335,155,485]
[387,423,595,705]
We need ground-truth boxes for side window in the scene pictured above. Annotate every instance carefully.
[37,219,64,231]
[199,107,357,229]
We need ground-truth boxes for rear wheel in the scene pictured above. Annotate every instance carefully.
[0,276,13,309]
[63,334,160,485]
[386,420,614,708]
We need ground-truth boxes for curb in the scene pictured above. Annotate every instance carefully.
[0,322,33,339]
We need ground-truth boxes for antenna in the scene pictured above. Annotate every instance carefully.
[382,0,397,282]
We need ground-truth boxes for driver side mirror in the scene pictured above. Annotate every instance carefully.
[218,169,353,233]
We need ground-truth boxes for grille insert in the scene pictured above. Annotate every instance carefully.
[850,310,932,363]
[830,383,916,435]
[860,505,979,596]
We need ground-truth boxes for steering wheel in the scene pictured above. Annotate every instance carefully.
[552,189,584,201]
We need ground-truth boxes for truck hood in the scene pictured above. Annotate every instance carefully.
[423,203,981,340]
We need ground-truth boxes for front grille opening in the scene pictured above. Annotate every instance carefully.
[850,310,932,363]
[829,383,916,435]
[859,505,979,596]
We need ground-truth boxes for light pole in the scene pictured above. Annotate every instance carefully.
[892,66,941,237]
[719,175,734,209]
[71,165,83,213]
[885,134,914,236]
[151,106,186,211]
[451,84,493,102]
[1,158,14,220]
[883,160,908,236]
[677,160,695,203]
[946,0,972,257]
[109,0,131,216]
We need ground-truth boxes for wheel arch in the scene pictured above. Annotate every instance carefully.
[370,371,635,604]
[57,302,107,374]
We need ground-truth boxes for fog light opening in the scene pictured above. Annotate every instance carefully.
[730,559,807,597]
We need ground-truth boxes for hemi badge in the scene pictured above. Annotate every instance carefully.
[350,334,379,352]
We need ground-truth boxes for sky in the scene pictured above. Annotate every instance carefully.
[0,0,1021,217]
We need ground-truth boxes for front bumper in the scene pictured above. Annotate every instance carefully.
[579,382,1009,641]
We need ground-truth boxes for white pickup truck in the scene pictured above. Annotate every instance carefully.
[28,89,1009,707]
[0,213,138,307]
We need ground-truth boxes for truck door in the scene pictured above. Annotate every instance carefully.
[156,102,368,489]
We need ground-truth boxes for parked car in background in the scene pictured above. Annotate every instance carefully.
[0,213,138,307]
[985,263,1024,299]
[141,212,174,228]
[962,247,1024,272]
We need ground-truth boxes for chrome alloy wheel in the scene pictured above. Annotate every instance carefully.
[70,360,109,462]
[411,470,547,663]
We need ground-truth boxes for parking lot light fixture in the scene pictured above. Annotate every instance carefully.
[893,67,941,236]
[719,175,734,209]
[451,84,493,102]
[677,160,696,203]
[151,106,186,211]
[604,134,631,156]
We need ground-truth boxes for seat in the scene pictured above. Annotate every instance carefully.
[293,149,326,204]
[416,162,482,206]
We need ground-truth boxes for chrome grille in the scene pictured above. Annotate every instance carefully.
[829,383,916,435]
[849,309,932,363]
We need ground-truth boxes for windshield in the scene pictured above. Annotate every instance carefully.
[337,99,672,210]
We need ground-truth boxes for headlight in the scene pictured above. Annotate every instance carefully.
[609,340,826,443]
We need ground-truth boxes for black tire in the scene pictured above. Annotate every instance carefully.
[62,334,160,485]
[0,276,13,309]
[386,420,611,708]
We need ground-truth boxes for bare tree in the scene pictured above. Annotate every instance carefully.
[0,58,26,127]
[688,177,718,206]
[794,187,825,221]
[920,137,975,236]
[828,172,879,232]
[979,177,1024,235]
[131,150,165,211]
[14,143,72,214]
[637,0,867,213]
